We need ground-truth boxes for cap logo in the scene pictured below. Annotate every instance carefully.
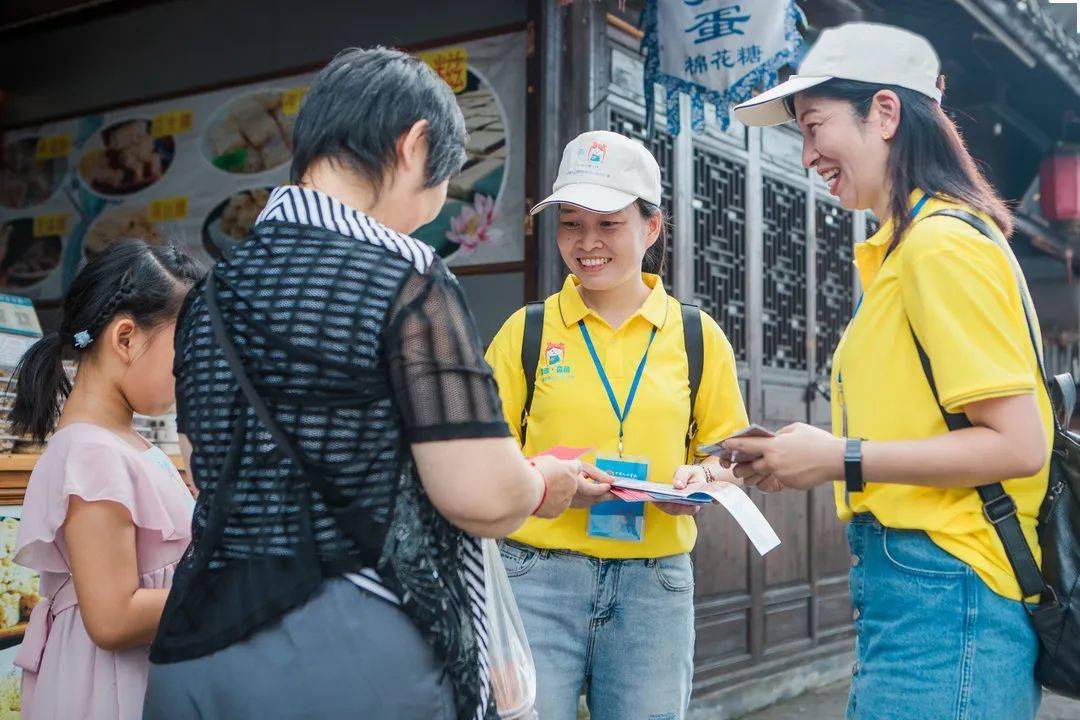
[585,141,607,166]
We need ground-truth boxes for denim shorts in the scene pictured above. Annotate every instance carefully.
[500,541,695,720]
[846,514,1041,720]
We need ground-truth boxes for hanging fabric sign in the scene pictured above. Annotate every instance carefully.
[642,0,804,134]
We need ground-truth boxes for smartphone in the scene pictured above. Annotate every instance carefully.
[696,424,775,464]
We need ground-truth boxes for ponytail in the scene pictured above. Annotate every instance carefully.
[9,332,72,443]
[6,239,203,444]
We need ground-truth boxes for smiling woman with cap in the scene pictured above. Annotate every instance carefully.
[484,130,749,720]
[727,22,1054,719]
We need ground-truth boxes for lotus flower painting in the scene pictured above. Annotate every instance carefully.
[446,193,502,252]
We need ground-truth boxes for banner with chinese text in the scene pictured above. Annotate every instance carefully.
[642,0,804,134]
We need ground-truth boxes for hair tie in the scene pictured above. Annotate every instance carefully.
[73,330,93,349]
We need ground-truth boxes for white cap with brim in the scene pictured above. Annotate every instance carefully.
[733,22,942,127]
[531,182,642,215]
[530,130,662,215]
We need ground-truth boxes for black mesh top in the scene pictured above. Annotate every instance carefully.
[150,186,509,720]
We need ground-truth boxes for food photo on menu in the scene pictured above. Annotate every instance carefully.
[203,90,295,175]
[0,220,63,291]
[77,119,175,197]
[83,205,164,259]
[0,138,68,211]
[201,187,272,258]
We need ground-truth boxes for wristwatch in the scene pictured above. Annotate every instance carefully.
[844,438,864,493]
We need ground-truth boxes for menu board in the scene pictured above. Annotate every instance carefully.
[0,31,526,307]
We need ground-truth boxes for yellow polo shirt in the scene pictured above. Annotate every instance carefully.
[831,192,1053,600]
[485,273,748,559]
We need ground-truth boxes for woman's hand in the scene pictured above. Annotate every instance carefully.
[655,462,740,517]
[569,462,616,508]
[531,457,613,518]
[671,463,708,491]
[654,464,705,516]
[654,501,700,516]
[726,423,844,491]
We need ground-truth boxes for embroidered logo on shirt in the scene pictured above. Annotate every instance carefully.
[545,342,565,366]
[540,341,574,382]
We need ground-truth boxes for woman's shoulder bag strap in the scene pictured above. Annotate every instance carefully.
[903,208,1051,599]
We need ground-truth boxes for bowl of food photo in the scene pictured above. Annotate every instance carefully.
[202,90,295,175]
[77,119,175,197]
[201,187,271,258]
[83,204,164,259]
[0,218,63,290]
[0,136,69,210]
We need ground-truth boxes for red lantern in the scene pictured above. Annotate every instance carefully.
[1041,145,1080,223]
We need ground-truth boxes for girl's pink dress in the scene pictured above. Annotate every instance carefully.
[13,423,194,719]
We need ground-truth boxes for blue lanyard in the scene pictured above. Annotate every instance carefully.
[578,321,657,457]
[840,193,930,382]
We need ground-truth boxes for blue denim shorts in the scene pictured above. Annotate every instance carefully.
[846,514,1041,720]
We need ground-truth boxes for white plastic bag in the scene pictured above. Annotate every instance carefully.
[482,538,538,719]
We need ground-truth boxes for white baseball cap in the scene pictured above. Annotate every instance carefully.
[530,130,661,215]
[733,22,942,127]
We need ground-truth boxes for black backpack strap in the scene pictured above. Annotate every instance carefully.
[520,301,545,445]
[909,332,1046,598]
[681,303,704,459]
[906,209,1048,599]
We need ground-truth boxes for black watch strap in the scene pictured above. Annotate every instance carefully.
[844,438,864,493]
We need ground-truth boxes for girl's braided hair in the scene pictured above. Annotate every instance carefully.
[9,239,204,442]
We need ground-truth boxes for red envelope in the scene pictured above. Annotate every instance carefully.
[609,487,654,502]
[535,445,592,461]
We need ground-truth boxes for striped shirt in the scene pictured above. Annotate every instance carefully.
[153,185,508,719]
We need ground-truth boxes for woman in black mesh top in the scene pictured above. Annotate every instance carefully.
[143,47,601,720]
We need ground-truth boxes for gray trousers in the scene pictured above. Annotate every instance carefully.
[143,578,455,719]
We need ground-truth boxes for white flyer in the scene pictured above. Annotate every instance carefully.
[608,477,782,555]
[704,482,782,556]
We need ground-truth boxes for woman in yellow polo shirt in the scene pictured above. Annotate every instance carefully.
[727,23,1054,720]
[485,130,748,720]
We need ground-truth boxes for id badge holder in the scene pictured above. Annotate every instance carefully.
[589,453,649,542]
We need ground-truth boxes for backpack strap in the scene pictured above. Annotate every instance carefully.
[905,208,1048,599]
[681,303,704,459]
[520,301,545,445]
[520,300,705,456]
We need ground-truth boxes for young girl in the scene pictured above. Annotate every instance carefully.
[485,130,749,720]
[10,239,202,719]
[729,23,1053,719]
